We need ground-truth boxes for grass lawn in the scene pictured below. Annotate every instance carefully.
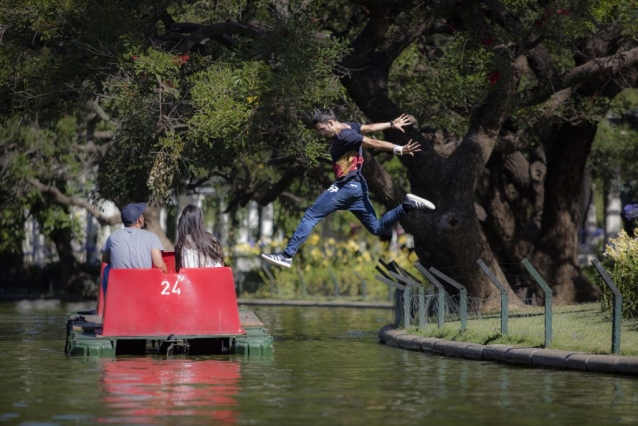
[406,303,638,357]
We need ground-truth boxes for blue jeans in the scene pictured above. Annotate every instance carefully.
[283,177,407,258]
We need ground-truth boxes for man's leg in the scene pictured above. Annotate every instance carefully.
[349,179,405,235]
[350,179,435,235]
[262,182,350,267]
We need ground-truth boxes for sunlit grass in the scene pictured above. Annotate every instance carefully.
[407,303,638,357]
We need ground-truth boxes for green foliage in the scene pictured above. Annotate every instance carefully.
[0,114,89,250]
[94,7,350,203]
[601,230,638,316]
[0,207,27,254]
[390,35,496,134]
[188,61,267,144]
[590,89,638,199]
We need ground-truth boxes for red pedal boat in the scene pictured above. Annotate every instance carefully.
[65,252,273,357]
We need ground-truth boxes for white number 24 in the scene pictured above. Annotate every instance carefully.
[160,280,181,295]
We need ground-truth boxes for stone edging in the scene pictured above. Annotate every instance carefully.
[379,324,638,375]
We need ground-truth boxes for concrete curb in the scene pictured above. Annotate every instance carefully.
[379,325,638,375]
[237,299,392,309]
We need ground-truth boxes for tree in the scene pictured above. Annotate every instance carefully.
[329,0,637,304]
[2,0,637,303]
[0,0,348,290]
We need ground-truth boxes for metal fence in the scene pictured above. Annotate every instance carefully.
[375,257,631,355]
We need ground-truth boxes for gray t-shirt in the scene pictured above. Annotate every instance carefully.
[103,227,164,269]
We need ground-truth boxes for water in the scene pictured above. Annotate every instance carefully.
[1,301,638,425]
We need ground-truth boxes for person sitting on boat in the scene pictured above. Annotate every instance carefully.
[102,202,168,274]
[174,205,224,271]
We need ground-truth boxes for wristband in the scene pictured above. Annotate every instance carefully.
[393,145,403,156]
[389,121,394,129]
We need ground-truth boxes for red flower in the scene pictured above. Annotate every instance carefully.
[132,55,138,61]
[172,54,190,66]
[487,71,501,85]
[481,37,494,46]
[556,9,569,15]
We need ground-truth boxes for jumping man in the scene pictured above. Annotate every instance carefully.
[261,109,435,268]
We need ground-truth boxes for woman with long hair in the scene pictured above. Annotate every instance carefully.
[174,205,224,271]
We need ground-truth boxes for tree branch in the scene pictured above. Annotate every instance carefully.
[27,178,121,225]
[90,99,119,127]
[384,18,430,63]
[493,131,528,154]
[166,21,264,53]
[479,0,538,49]
[516,47,638,108]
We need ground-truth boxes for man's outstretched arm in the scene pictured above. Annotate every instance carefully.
[361,114,412,133]
[361,137,422,156]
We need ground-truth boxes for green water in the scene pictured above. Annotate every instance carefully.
[1,301,637,425]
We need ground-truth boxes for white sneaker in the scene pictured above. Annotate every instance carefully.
[261,253,292,268]
[404,194,436,210]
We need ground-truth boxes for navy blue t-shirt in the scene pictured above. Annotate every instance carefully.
[329,122,364,181]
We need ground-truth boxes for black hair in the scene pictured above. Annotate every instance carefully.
[312,108,337,125]
[174,205,224,271]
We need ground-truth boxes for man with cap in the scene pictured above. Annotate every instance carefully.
[102,202,168,273]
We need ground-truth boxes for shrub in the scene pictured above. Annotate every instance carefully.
[602,229,638,316]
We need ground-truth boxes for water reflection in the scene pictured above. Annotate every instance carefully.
[98,358,240,424]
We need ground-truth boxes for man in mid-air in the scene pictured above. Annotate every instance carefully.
[261,109,435,268]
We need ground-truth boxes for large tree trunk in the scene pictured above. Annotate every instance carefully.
[532,122,602,304]
[482,122,602,304]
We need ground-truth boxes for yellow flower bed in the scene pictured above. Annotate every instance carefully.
[246,231,416,300]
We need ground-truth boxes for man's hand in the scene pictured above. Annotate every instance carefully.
[397,140,421,156]
[391,114,413,133]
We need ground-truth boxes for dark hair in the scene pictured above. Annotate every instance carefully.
[312,108,337,125]
[174,205,224,271]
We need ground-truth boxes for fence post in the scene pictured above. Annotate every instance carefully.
[296,267,307,299]
[521,259,553,348]
[418,286,426,329]
[414,262,446,329]
[328,268,339,297]
[591,258,622,355]
[476,259,508,335]
[429,267,467,332]
[403,286,411,330]
[385,267,422,331]
[375,263,406,326]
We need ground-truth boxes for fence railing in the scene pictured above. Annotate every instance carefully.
[257,254,627,355]
[374,257,626,354]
